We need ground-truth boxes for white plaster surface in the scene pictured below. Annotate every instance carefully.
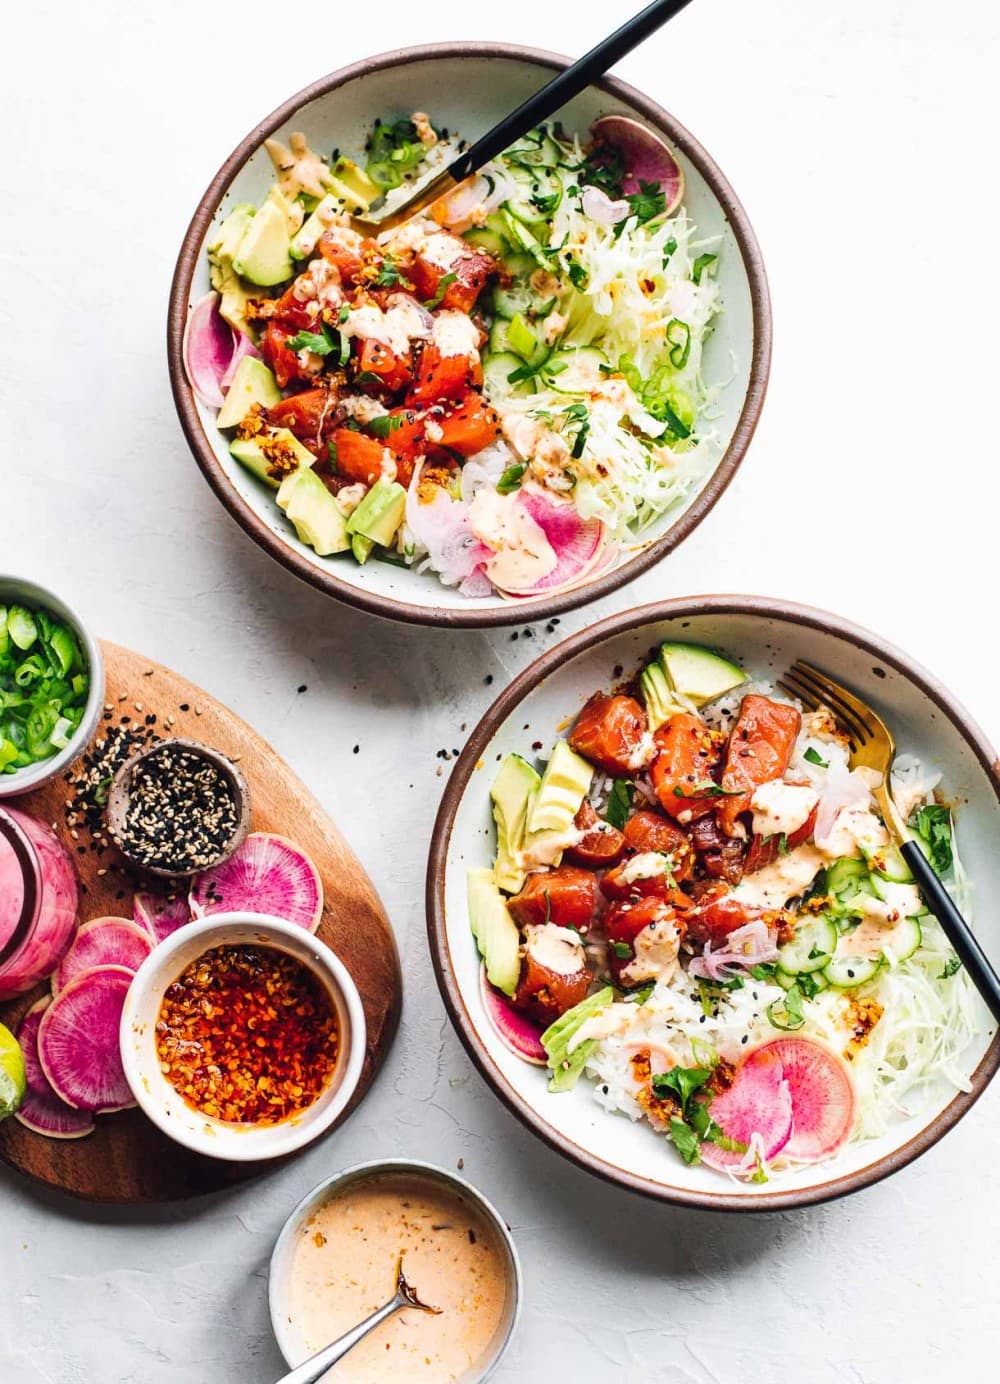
[2,1,999,1380]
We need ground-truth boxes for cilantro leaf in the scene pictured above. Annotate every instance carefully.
[912,804,953,875]
[610,941,633,959]
[667,1116,702,1165]
[605,778,633,831]
[651,1064,713,1115]
[424,271,457,309]
[368,413,403,440]
[287,322,349,366]
[938,956,961,980]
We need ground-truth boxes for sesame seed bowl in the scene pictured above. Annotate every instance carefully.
[121,912,367,1162]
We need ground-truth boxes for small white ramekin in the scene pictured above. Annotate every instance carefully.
[0,575,106,798]
[268,1159,522,1381]
[120,912,366,1161]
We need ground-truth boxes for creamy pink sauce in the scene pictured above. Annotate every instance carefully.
[285,1173,509,1381]
[0,808,78,999]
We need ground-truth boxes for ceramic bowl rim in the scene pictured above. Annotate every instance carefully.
[267,1156,523,1380]
[425,594,1000,1210]
[0,574,106,798]
[166,41,772,629]
[120,911,367,1161]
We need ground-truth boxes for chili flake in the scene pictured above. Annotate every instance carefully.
[156,944,339,1124]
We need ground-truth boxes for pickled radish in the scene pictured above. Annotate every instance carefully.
[748,1037,857,1162]
[182,291,238,408]
[37,965,135,1113]
[700,1048,793,1171]
[133,891,192,943]
[480,966,546,1065]
[189,832,323,932]
[590,114,685,213]
[15,1000,94,1139]
[53,918,153,994]
[494,489,605,598]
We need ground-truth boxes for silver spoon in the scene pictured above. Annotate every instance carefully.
[275,1258,440,1383]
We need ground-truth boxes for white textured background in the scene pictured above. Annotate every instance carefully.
[3,1,1000,1380]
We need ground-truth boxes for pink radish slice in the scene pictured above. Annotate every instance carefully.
[747,1037,857,1163]
[182,291,238,408]
[189,832,323,932]
[219,332,260,391]
[700,1048,794,1171]
[52,918,153,994]
[15,1000,95,1139]
[479,966,546,1065]
[133,890,192,943]
[590,115,685,214]
[37,965,135,1114]
[494,488,605,597]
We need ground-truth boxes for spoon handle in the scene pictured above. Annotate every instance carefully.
[275,1295,404,1384]
[448,0,695,182]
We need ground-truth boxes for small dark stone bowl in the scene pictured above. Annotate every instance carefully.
[106,736,251,881]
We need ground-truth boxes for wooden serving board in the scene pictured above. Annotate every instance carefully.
[0,642,402,1202]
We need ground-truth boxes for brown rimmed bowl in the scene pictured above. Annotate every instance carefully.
[168,44,771,628]
[426,597,1000,1209]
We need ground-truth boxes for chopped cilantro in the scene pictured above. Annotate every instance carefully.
[938,956,962,980]
[287,322,349,366]
[912,804,953,875]
[614,180,667,236]
[424,271,457,309]
[652,1064,713,1115]
[566,258,588,290]
[606,778,633,831]
[368,414,403,440]
[610,941,633,959]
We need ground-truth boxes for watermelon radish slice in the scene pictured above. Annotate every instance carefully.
[189,832,323,932]
[37,965,135,1114]
[748,1037,857,1163]
[52,918,153,994]
[479,965,546,1065]
[494,487,606,598]
[15,1000,95,1139]
[182,291,238,408]
[700,1048,794,1172]
[590,115,685,214]
[133,890,192,943]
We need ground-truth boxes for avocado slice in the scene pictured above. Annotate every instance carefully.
[216,357,281,429]
[491,754,541,894]
[541,986,615,1092]
[467,868,521,997]
[659,642,747,707]
[640,662,681,731]
[264,184,303,236]
[233,200,293,287]
[347,478,406,547]
[208,204,258,338]
[331,157,380,209]
[276,467,350,556]
[351,532,375,565]
[230,427,313,488]
[527,740,593,836]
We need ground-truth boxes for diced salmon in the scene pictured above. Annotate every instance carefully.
[649,713,725,821]
[512,949,592,1027]
[744,802,819,874]
[716,696,803,836]
[328,428,387,487]
[621,810,694,879]
[267,388,334,447]
[604,897,684,986]
[433,396,501,455]
[353,338,413,393]
[316,229,368,285]
[260,322,308,389]
[565,800,625,868]
[507,866,596,933]
[689,815,747,886]
[384,407,426,459]
[408,240,496,312]
[408,345,482,406]
[271,284,318,331]
[686,888,766,947]
[568,693,648,776]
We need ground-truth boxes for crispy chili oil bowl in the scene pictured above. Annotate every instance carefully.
[155,943,339,1125]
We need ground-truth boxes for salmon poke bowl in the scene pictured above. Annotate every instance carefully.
[168,44,770,627]
[427,599,1000,1208]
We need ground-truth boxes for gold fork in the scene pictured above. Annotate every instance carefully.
[779,660,1000,1023]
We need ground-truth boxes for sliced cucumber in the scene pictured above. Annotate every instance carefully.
[499,251,536,279]
[775,967,829,994]
[826,858,868,896]
[493,279,537,321]
[541,346,608,394]
[822,954,883,989]
[878,915,922,964]
[500,208,551,268]
[489,318,519,356]
[777,914,838,976]
[482,351,533,398]
[867,843,915,884]
[464,227,509,257]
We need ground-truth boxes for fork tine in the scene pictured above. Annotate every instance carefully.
[794,661,882,735]
[780,669,865,749]
[777,676,818,710]
[788,662,876,743]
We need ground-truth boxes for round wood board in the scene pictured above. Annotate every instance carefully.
[0,641,402,1202]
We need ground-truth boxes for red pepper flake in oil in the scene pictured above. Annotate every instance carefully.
[156,944,338,1125]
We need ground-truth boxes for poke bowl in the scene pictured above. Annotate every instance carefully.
[168,44,770,628]
[426,597,1000,1208]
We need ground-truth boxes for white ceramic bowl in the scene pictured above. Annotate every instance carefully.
[168,43,770,628]
[121,912,366,1161]
[427,597,1000,1210]
[0,575,105,799]
[268,1158,522,1381]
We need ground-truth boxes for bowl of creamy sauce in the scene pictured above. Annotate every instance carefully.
[269,1159,521,1381]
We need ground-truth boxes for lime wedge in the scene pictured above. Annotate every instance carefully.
[0,1021,26,1119]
